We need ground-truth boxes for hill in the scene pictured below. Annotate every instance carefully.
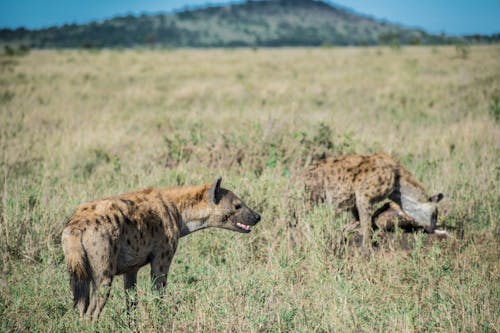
[0,0,459,48]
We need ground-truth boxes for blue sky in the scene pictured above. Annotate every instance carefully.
[0,0,499,35]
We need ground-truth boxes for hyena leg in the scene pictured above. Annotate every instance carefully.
[150,256,173,295]
[84,237,114,320]
[78,296,89,319]
[88,275,113,321]
[124,269,138,312]
[355,192,374,249]
[86,280,97,318]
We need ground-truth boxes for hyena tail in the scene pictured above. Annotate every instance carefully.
[61,228,91,315]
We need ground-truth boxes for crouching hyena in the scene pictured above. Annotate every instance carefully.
[61,177,260,321]
[301,152,443,247]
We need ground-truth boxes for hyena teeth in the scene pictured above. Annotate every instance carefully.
[237,223,251,230]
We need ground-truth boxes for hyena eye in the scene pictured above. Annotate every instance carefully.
[234,203,242,210]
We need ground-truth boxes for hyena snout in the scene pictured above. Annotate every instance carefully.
[245,209,261,225]
[232,206,261,233]
[253,211,261,223]
[210,177,261,233]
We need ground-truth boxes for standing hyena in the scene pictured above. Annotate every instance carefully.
[301,152,443,247]
[61,177,260,321]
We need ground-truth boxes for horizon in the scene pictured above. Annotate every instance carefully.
[0,0,499,36]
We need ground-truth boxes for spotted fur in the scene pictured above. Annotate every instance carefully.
[301,152,443,247]
[62,178,260,321]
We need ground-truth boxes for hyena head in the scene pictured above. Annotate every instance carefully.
[405,192,444,232]
[206,177,261,233]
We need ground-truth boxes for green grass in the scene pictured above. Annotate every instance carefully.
[0,46,499,332]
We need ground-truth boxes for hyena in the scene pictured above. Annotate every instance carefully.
[301,152,443,247]
[61,177,260,321]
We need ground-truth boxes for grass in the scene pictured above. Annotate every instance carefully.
[0,45,499,332]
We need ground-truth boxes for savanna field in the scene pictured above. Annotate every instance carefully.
[0,45,499,332]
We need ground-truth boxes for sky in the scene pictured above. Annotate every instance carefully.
[0,0,499,36]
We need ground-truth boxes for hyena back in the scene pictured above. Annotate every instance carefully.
[62,178,260,321]
[302,152,443,247]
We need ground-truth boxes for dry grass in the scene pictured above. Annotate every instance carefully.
[0,45,499,332]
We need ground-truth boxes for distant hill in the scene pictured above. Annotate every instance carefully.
[0,0,468,48]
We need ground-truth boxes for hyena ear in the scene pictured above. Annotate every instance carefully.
[208,177,222,205]
[429,193,444,203]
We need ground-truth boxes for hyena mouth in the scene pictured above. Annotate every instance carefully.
[236,222,252,232]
